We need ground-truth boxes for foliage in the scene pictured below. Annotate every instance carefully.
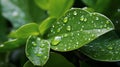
[0,0,120,67]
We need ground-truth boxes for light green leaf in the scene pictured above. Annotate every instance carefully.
[0,38,26,52]
[1,0,47,29]
[34,0,49,10]
[48,8,114,52]
[48,0,74,18]
[10,23,39,38]
[26,36,50,66]
[80,31,120,61]
[35,0,74,18]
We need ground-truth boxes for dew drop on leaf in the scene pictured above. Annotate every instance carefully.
[106,20,110,24]
[107,46,113,50]
[73,11,77,15]
[84,18,87,22]
[96,17,99,20]
[63,17,68,23]
[32,42,37,46]
[66,26,71,31]
[0,44,4,47]
[51,36,62,46]
[80,15,84,21]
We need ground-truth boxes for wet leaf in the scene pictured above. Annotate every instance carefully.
[80,31,120,61]
[48,8,114,52]
[10,23,39,38]
[23,61,36,67]
[26,36,50,66]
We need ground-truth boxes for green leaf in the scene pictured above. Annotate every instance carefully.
[1,0,47,29]
[82,0,110,12]
[48,8,114,52]
[10,23,39,38]
[26,36,50,66]
[0,38,26,52]
[34,0,49,10]
[80,31,120,61]
[35,0,74,18]
[44,52,75,67]
[39,17,56,36]
[48,0,74,18]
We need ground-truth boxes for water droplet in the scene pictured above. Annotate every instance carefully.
[52,25,55,28]
[108,46,113,50]
[82,26,84,28]
[57,28,61,32]
[32,42,37,46]
[13,11,18,16]
[80,16,84,21]
[63,17,68,23]
[117,8,120,12]
[51,36,62,46]
[0,44,4,47]
[106,20,110,24]
[101,49,105,51]
[80,29,83,31]
[64,48,67,51]
[44,56,47,59]
[84,18,87,22]
[37,38,41,41]
[104,24,107,27]
[77,33,80,36]
[91,34,95,37]
[76,42,79,45]
[66,26,71,31]
[36,52,42,57]
[96,17,99,20]
[63,34,68,37]
[98,29,101,32]
[88,38,91,40]
[55,47,58,50]
[73,11,77,15]
[40,44,45,48]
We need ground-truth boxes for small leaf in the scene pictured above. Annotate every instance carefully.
[10,23,39,38]
[26,36,50,66]
[80,31,120,61]
[0,38,26,52]
[48,8,114,52]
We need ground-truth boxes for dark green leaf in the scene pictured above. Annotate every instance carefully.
[80,31,120,61]
[23,61,36,67]
[0,38,26,52]
[44,52,75,67]
[26,36,50,66]
[10,23,39,38]
[82,0,110,12]
[48,8,114,52]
